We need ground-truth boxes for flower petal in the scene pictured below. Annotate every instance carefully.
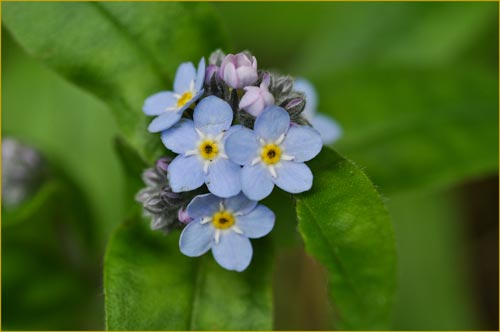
[243,98,265,117]
[241,164,274,200]
[254,106,290,142]
[222,124,244,143]
[225,127,259,165]
[224,192,257,215]
[282,125,322,162]
[168,89,203,116]
[179,219,214,257]
[222,62,239,88]
[168,155,205,192]
[147,111,183,133]
[212,232,252,272]
[312,114,343,145]
[236,205,275,239]
[239,87,260,109]
[236,66,258,87]
[235,53,252,67]
[174,61,196,93]
[195,57,206,91]
[294,78,318,118]
[186,193,221,219]
[143,91,177,115]
[194,96,233,136]
[274,161,313,194]
[161,119,198,154]
[206,158,241,198]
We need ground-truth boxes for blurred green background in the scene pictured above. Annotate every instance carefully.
[2,2,498,330]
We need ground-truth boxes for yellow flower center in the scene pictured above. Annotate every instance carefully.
[177,91,193,108]
[212,211,235,229]
[199,140,219,160]
[261,144,282,165]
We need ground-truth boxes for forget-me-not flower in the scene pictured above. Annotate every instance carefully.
[226,106,322,201]
[143,58,206,133]
[179,193,275,272]
[161,96,241,198]
[294,78,342,144]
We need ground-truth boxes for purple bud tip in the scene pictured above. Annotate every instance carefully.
[205,64,219,84]
[156,157,171,172]
[178,208,193,224]
[286,98,304,109]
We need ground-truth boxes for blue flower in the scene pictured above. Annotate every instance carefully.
[294,78,342,145]
[143,58,206,133]
[179,193,275,272]
[226,106,322,201]
[161,96,241,198]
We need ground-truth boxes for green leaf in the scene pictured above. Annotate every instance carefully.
[3,2,226,162]
[314,67,498,194]
[2,30,127,243]
[104,214,273,330]
[295,147,397,330]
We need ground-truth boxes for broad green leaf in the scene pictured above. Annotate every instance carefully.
[295,147,397,330]
[3,2,226,162]
[313,67,498,194]
[104,214,273,330]
[2,30,127,243]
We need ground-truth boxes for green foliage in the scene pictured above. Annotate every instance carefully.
[291,3,497,74]
[2,31,122,330]
[2,181,59,228]
[390,190,478,330]
[296,148,397,330]
[3,2,498,331]
[218,2,497,70]
[219,2,498,195]
[317,67,498,194]
[2,31,126,243]
[104,214,273,330]
[2,161,103,330]
[3,2,227,162]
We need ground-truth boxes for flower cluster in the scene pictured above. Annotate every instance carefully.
[137,50,341,271]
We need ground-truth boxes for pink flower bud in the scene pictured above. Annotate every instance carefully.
[177,208,192,224]
[205,64,219,84]
[239,73,275,117]
[218,52,258,89]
